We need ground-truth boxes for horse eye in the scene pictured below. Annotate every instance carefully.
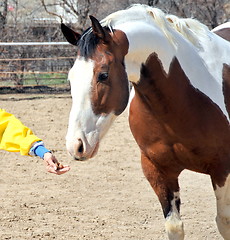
[98,72,108,82]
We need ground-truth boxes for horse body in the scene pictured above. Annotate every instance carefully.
[212,22,230,42]
[130,54,230,239]
[131,54,230,175]
[61,4,230,239]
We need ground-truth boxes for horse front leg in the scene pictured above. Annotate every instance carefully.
[141,153,184,240]
[212,173,230,240]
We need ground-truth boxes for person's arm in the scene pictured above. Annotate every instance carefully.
[0,109,70,174]
[0,109,41,155]
[30,141,70,175]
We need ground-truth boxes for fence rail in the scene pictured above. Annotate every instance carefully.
[0,42,69,46]
[0,56,75,62]
[0,42,75,89]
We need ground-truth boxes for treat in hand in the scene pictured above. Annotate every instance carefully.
[56,162,64,170]
[43,152,70,175]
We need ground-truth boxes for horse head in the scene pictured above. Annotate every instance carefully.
[61,16,129,160]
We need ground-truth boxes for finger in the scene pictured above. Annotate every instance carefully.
[47,165,70,175]
[46,166,58,174]
[56,166,70,175]
[49,162,57,171]
[44,159,57,170]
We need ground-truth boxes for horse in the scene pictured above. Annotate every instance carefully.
[61,4,230,239]
[212,22,230,42]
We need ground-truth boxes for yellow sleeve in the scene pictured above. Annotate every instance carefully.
[0,109,42,156]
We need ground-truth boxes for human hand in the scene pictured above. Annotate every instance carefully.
[43,152,70,175]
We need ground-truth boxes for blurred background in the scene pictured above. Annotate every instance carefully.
[0,0,229,91]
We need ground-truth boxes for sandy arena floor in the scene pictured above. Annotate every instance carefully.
[0,93,221,239]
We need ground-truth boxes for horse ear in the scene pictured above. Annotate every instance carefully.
[61,23,81,46]
[89,15,111,43]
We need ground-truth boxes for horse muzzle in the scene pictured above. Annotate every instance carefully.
[66,138,99,161]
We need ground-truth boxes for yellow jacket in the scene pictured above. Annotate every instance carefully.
[0,109,41,155]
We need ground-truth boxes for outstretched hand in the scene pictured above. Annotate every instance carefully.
[43,152,70,175]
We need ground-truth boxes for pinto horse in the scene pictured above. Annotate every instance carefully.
[61,4,230,240]
[212,22,230,42]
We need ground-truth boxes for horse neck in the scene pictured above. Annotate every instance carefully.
[114,21,229,120]
[114,21,176,83]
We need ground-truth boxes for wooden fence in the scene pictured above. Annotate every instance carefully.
[0,42,76,91]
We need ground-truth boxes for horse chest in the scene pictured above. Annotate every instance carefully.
[129,88,230,173]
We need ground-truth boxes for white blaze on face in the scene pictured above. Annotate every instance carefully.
[66,57,116,159]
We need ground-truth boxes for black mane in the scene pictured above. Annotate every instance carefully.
[77,27,99,59]
[77,27,111,59]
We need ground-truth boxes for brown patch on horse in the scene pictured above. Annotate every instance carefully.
[91,29,129,115]
[223,63,230,119]
[213,28,230,42]
[130,53,230,187]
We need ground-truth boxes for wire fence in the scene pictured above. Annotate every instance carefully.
[0,42,75,91]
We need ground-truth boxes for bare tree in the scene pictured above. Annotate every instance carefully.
[0,0,8,32]
[147,0,229,28]
[194,0,228,28]
[40,0,92,32]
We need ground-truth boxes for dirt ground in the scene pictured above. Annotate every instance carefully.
[0,93,222,240]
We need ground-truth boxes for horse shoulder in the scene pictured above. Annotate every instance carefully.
[130,53,230,171]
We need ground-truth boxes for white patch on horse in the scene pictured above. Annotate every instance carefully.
[66,57,96,156]
[117,21,175,81]
[66,57,117,159]
[214,174,230,240]
[165,192,184,240]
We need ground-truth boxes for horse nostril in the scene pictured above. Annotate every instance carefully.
[77,139,84,154]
